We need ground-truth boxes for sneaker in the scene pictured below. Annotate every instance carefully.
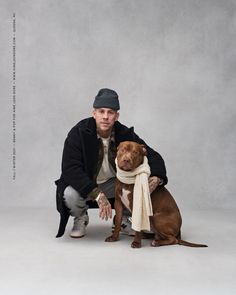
[70,214,89,238]
[112,216,135,236]
[112,216,155,238]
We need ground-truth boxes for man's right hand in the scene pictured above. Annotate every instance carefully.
[96,192,112,220]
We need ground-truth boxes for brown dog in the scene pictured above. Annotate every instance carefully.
[105,141,207,248]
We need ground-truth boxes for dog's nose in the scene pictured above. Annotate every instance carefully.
[122,158,130,163]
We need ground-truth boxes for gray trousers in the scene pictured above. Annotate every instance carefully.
[63,177,116,218]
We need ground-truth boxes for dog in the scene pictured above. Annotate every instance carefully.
[105,141,207,248]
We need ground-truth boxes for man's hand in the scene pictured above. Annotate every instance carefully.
[148,176,161,194]
[97,192,112,220]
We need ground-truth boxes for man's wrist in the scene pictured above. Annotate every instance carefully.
[158,178,163,185]
[95,192,103,202]
[88,187,101,201]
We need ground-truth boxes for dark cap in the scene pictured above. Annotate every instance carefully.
[93,88,120,110]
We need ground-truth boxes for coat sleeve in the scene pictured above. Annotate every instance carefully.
[61,128,97,198]
[132,131,168,185]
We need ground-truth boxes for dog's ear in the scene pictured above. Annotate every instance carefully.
[140,144,147,156]
[117,143,122,151]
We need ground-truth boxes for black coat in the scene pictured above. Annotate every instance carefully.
[55,117,167,237]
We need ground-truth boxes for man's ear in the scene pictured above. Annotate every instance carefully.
[140,144,147,156]
[115,112,120,121]
[92,109,96,119]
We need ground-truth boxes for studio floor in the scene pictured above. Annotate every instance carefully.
[0,207,235,295]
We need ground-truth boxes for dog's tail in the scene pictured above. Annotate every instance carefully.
[178,239,208,247]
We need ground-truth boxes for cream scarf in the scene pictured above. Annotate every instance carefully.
[115,156,153,232]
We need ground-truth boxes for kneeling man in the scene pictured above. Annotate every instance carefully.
[55,88,167,238]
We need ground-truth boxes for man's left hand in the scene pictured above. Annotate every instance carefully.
[148,176,161,194]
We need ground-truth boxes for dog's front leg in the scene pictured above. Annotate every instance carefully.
[131,231,142,248]
[105,198,123,242]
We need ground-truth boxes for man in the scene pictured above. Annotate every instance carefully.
[55,88,168,238]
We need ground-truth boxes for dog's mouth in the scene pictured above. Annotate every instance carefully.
[119,166,132,171]
[118,161,133,171]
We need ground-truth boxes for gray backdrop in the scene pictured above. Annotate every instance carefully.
[1,0,236,210]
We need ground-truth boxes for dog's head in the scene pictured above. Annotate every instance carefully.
[116,141,147,171]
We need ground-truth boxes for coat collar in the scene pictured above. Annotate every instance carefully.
[79,117,134,143]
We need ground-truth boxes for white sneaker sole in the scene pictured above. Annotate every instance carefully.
[70,235,85,238]
[70,232,86,238]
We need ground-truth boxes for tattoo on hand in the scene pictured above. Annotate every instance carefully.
[97,192,112,220]
[98,193,110,207]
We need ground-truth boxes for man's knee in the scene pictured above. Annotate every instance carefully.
[63,186,88,217]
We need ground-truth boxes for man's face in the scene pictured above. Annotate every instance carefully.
[93,108,119,135]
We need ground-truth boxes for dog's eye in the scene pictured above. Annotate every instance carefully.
[119,148,126,153]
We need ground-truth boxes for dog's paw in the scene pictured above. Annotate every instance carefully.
[131,241,141,248]
[150,239,160,247]
[105,235,119,242]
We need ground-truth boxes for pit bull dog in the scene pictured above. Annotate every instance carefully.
[105,141,207,248]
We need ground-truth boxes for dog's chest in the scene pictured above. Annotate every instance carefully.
[119,188,132,212]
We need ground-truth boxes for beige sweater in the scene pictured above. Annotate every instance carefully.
[97,137,116,184]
